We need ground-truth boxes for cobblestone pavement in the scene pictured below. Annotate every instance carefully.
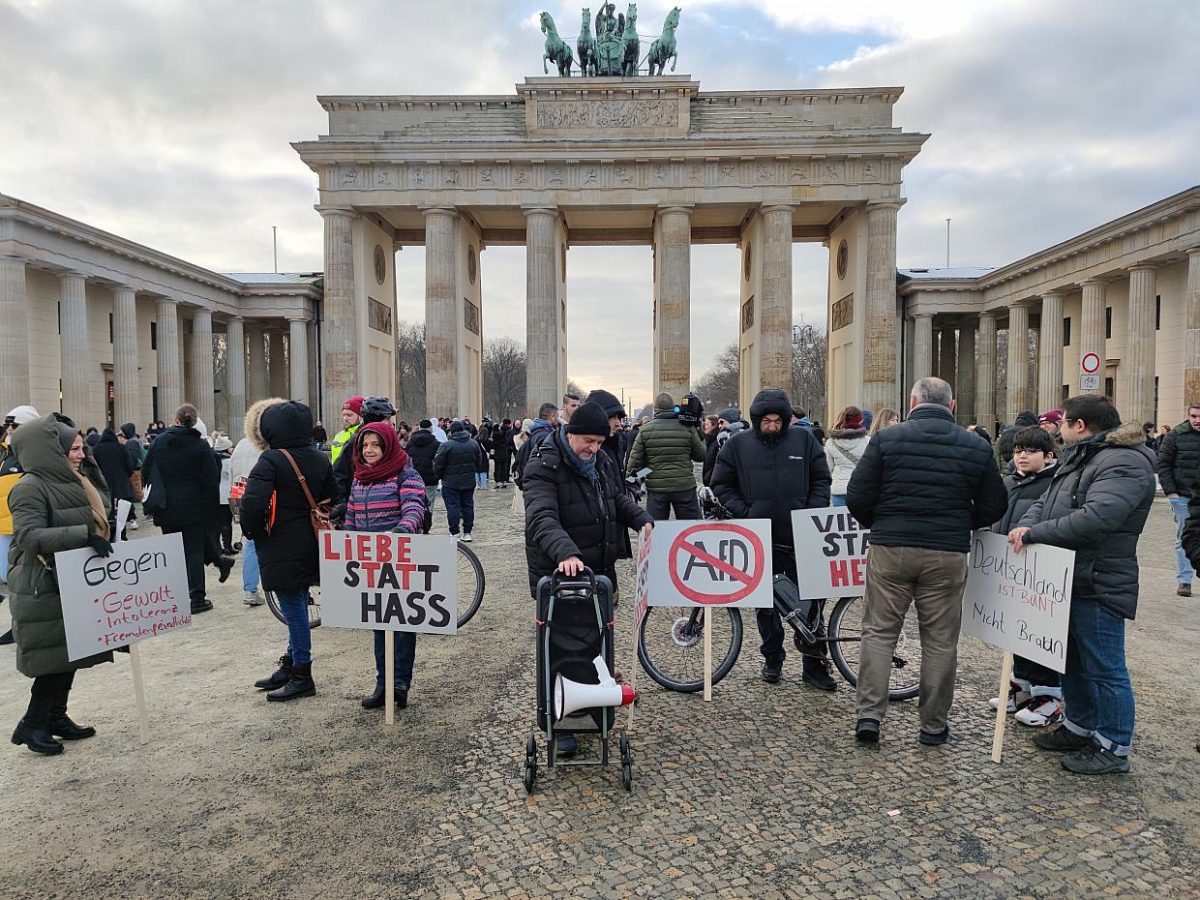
[1,489,1198,899]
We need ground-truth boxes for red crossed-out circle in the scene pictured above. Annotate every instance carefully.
[1081,352,1101,374]
[668,522,766,605]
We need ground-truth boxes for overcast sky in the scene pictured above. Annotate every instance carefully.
[2,0,1196,413]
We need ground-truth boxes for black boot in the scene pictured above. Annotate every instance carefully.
[216,556,236,584]
[11,690,63,755]
[254,654,292,690]
[266,662,315,702]
[49,681,95,740]
[0,628,14,645]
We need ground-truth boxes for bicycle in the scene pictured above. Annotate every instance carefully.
[265,539,486,630]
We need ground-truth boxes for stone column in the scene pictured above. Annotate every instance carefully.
[112,286,139,429]
[246,322,269,402]
[1122,266,1157,425]
[653,206,692,399]
[288,317,309,404]
[225,317,246,441]
[862,202,902,411]
[1037,292,1065,412]
[1079,279,1106,395]
[1186,248,1200,404]
[525,207,561,411]
[156,298,183,417]
[189,308,215,427]
[319,207,356,422]
[912,314,934,381]
[759,205,794,392]
[937,326,956,395]
[1006,303,1030,420]
[425,207,459,415]
[268,330,288,397]
[975,312,997,431]
[0,257,30,414]
[957,323,976,423]
[59,273,91,422]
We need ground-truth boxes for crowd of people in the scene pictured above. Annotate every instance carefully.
[2,379,1197,774]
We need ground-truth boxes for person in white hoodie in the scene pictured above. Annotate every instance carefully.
[824,406,870,507]
[229,398,284,606]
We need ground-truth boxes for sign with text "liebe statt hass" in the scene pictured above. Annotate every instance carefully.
[319,531,457,634]
[57,532,191,662]
[960,530,1074,673]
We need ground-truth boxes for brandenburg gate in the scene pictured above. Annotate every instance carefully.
[293,74,927,420]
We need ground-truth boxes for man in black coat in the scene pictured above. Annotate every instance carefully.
[846,377,1006,747]
[406,420,441,509]
[433,421,484,541]
[492,420,514,487]
[712,388,833,688]
[1154,403,1200,596]
[1008,395,1155,775]
[91,427,134,533]
[522,401,652,598]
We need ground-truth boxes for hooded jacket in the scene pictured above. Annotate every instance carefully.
[997,411,1038,467]
[1155,420,1200,498]
[1017,423,1156,619]
[6,413,113,677]
[434,429,484,491]
[626,410,705,493]
[239,401,335,592]
[406,428,440,485]
[824,427,870,496]
[142,423,221,529]
[92,428,135,503]
[991,461,1057,535]
[711,389,832,543]
[846,403,1007,553]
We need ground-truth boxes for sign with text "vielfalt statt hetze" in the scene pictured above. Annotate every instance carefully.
[960,530,1074,674]
[791,507,870,598]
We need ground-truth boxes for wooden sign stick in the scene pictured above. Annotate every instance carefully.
[385,631,396,727]
[626,621,638,733]
[991,651,1014,763]
[128,643,150,744]
[703,610,713,702]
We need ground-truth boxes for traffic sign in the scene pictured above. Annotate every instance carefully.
[1080,374,1101,390]
[1080,352,1102,375]
[646,519,774,609]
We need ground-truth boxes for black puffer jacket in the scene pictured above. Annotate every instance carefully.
[846,403,1007,553]
[406,429,440,486]
[1155,421,1200,498]
[240,402,335,593]
[434,430,483,491]
[991,463,1057,535]
[1017,423,1155,619]
[711,389,832,543]
[522,430,652,596]
[92,428,135,502]
[143,424,220,529]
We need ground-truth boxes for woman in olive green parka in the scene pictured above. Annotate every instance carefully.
[8,413,114,755]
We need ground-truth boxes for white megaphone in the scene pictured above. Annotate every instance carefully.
[554,655,637,721]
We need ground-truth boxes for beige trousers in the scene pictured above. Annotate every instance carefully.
[855,544,969,734]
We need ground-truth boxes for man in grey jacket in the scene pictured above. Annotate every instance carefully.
[1008,394,1155,775]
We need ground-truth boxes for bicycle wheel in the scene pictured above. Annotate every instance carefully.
[637,606,743,693]
[828,595,920,701]
[265,587,322,630]
[455,542,486,629]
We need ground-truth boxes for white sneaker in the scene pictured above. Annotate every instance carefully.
[1015,696,1064,727]
[128,520,139,530]
[243,591,264,607]
[462,533,473,543]
[989,684,1032,713]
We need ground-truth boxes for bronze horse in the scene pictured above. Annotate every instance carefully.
[620,3,639,76]
[577,7,598,77]
[540,11,574,76]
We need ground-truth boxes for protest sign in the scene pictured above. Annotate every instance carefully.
[57,531,191,661]
[219,459,232,505]
[961,530,1073,674]
[628,531,652,727]
[646,520,773,609]
[791,507,870,597]
[319,530,457,635]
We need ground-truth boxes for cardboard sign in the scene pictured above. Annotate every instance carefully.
[645,519,773,608]
[57,532,191,661]
[219,459,232,504]
[791,507,871,598]
[633,529,652,631]
[319,530,457,634]
[960,530,1073,674]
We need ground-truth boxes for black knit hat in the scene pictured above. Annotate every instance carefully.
[565,401,611,437]
[585,389,625,419]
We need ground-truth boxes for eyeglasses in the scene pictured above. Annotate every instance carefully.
[1012,448,1044,456]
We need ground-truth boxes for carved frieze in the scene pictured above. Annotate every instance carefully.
[536,99,679,131]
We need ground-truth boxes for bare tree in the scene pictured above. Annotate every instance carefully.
[483,337,527,419]
[565,379,588,402]
[395,321,427,422]
[791,320,827,420]
[692,343,740,411]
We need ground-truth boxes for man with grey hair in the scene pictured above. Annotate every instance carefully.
[846,377,1007,746]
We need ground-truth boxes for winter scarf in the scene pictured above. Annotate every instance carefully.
[352,423,410,484]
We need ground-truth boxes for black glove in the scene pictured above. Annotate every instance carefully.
[88,535,114,558]
[330,502,347,527]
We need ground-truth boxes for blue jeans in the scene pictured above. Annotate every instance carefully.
[1061,599,1134,754]
[831,495,847,507]
[1169,497,1194,584]
[475,471,488,488]
[443,486,475,535]
[0,533,11,582]
[373,630,416,690]
[275,588,313,666]
[242,539,260,592]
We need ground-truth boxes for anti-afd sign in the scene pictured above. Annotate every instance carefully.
[57,532,191,661]
[320,531,457,634]
[960,530,1073,673]
[791,507,870,598]
[646,519,773,608]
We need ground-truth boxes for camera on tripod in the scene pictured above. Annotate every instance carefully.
[675,393,703,427]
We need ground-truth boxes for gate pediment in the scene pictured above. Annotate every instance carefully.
[517,76,696,138]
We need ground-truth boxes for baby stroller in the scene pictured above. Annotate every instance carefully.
[523,568,633,793]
